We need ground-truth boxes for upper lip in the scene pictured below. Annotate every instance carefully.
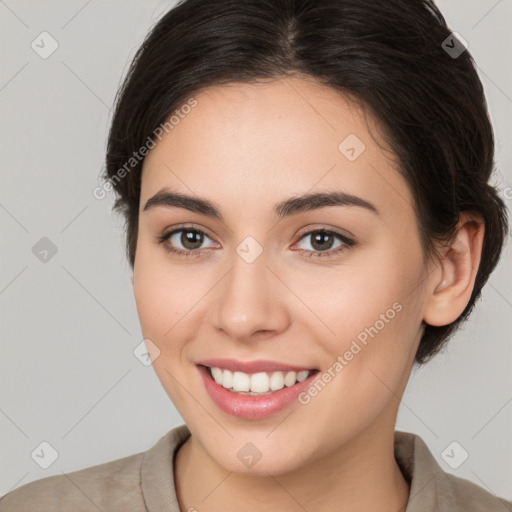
[197,358,317,374]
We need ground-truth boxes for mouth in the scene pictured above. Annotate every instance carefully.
[201,364,319,395]
[196,362,321,420]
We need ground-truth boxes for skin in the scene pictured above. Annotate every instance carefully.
[133,76,485,512]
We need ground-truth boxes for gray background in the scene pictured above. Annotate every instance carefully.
[1,0,511,501]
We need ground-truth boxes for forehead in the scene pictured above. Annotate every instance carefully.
[140,77,413,221]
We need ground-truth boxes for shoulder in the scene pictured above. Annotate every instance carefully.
[0,451,146,512]
[394,431,512,511]
[442,472,512,511]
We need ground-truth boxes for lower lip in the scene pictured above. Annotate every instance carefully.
[197,365,319,420]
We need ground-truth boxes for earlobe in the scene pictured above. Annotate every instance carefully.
[423,213,485,327]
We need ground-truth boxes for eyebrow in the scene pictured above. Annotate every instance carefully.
[143,187,379,220]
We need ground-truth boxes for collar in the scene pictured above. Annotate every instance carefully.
[140,424,501,511]
[394,430,449,510]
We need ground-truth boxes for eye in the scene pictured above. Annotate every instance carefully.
[157,226,219,258]
[293,229,355,258]
[157,225,355,259]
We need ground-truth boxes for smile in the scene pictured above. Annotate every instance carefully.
[196,361,320,419]
[208,366,312,395]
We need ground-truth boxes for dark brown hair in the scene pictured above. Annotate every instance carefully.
[104,0,509,365]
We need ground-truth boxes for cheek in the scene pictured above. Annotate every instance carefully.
[291,254,423,445]
[133,239,204,339]
[133,245,201,408]
[296,239,424,380]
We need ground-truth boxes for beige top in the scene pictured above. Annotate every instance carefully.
[1,424,510,511]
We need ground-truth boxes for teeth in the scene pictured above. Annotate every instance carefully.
[250,372,269,393]
[269,371,285,391]
[208,367,312,394]
[222,368,233,389]
[211,366,223,384]
[233,371,250,392]
[283,371,296,387]
[297,370,309,382]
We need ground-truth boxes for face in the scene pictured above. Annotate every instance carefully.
[133,77,432,475]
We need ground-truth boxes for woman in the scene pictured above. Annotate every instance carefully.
[1,0,510,510]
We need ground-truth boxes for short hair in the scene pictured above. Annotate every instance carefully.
[104,0,509,365]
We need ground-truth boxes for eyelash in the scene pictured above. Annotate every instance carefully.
[156,225,356,260]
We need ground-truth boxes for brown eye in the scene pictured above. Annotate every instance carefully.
[309,230,336,251]
[157,226,218,258]
[294,229,355,258]
[178,229,205,250]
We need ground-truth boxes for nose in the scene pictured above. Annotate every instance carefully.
[210,248,291,342]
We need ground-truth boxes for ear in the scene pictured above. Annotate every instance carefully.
[423,212,485,327]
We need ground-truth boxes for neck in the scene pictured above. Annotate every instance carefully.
[174,418,410,512]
